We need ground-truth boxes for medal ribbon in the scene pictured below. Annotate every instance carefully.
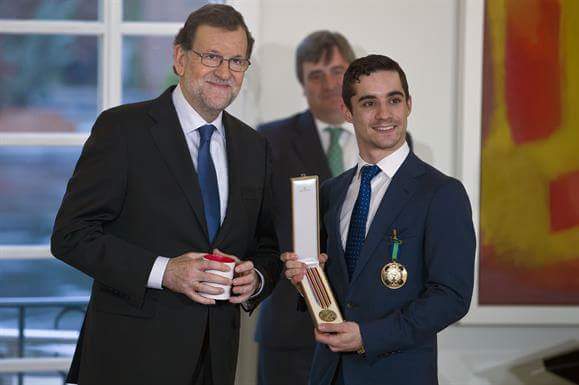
[391,229,401,261]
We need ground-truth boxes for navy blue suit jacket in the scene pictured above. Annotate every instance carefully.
[310,152,475,385]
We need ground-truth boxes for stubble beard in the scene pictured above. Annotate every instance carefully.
[187,76,240,121]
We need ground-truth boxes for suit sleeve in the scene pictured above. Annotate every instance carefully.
[51,111,157,308]
[359,179,476,363]
[243,139,282,311]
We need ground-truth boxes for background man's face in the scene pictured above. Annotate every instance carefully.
[344,70,412,163]
[302,47,349,124]
[174,24,248,120]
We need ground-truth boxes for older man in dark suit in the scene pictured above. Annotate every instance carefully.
[51,5,281,385]
[283,55,475,385]
[255,31,357,385]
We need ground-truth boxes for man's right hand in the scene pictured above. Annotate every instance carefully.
[280,252,328,287]
[162,252,232,305]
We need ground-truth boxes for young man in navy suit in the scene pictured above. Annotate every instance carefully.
[283,55,475,385]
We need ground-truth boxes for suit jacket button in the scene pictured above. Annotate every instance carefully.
[346,302,356,309]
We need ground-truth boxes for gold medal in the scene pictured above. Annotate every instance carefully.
[381,261,408,289]
[318,309,337,322]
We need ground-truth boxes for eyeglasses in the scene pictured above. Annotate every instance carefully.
[191,50,251,72]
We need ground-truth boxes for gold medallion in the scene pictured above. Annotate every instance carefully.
[381,261,408,289]
[319,309,337,322]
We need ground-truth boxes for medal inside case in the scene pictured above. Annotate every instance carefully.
[291,175,343,328]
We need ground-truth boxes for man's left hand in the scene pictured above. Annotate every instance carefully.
[213,249,258,304]
[315,322,364,353]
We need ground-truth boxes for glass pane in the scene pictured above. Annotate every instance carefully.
[0,0,98,20]
[123,0,210,22]
[0,260,89,363]
[0,147,81,244]
[122,36,178,104]
[0,374,69,384]
[0,259,91,298]
[0,34,98,132]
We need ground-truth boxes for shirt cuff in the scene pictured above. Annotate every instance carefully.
[146,256,170,289]
[249,268,264,299]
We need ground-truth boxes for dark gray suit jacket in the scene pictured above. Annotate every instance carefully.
[51,86,281,385]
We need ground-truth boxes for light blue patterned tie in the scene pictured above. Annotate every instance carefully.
[197,124,220,242]
[344,165,381,279]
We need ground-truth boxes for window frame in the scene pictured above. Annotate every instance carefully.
[0,1,198,259]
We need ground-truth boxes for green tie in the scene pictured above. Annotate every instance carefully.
[325,127,344,177]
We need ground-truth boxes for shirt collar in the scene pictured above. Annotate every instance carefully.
[172,83,224,136]
[313,116,355,137]
[355,141,410,180]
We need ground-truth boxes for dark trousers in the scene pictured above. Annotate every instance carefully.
[192,326,213,385]
[257,345,314,385]
[331,357,344,385]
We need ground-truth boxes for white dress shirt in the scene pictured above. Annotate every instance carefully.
[339,142,410,248]
[314,117,358,171]
[147,84,263,295]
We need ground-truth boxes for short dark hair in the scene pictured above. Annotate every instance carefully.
[342,54,410,110]
[296,30,355,84]
[174,4,254,58]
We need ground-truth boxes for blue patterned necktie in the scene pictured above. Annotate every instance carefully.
[344,165,381,279]
[197,124,220,242]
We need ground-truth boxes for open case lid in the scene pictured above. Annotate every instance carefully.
[291,175,320,267]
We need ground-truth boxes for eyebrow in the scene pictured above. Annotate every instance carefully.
[307,70,324,76]
[357,91,405,103]
[202,49,244,58]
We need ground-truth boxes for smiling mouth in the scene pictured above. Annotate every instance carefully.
[207,81,231,89]
[372,124,396,132]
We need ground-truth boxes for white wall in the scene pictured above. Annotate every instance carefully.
[229,1,579,384]
[235,0,459,176]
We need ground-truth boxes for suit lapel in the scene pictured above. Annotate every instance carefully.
[349,153,425,287]
[292,111,332,181]
[326,167,357,284]
[147,87,209,240]
[213,112,241,246]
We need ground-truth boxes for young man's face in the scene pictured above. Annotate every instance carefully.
[301,46,349,124]
[174,24,248,121]
[343,70,412,163]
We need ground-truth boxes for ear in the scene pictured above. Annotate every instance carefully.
[173,45,186,77]
[406,96,412,116]
[341,101,353,123]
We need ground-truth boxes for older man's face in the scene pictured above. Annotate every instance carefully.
[302,47,349,125]
[174,24,248,121]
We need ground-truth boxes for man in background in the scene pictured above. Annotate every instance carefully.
[255,30,356,385]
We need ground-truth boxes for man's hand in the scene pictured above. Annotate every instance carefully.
[162,251,232,305]
[281,252,328,286]
[212,249,259,304]
[314,322,364,353]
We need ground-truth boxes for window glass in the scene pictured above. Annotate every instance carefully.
[123,35,178,103]
[123,0,210,22]
[0,34,99,132]
[0,147,81,245]
[0,0,98,20]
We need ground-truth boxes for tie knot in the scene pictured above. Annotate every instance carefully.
[360,165,380,183]
[198,124,215,143]
[325,126,343,140]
